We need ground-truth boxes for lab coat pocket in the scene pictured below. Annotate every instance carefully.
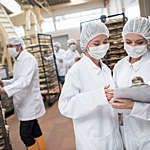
[89,131,117,150]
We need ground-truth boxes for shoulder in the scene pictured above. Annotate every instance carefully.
[22,51,37,64]
[67,57,85,75]
[114,56,128,70]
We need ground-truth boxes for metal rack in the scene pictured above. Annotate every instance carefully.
[0,98,12,150]
[0,65,14,117]
[103,13,127,70]
[26,34,61,106]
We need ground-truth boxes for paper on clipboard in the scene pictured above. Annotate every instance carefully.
[114,84,150,103]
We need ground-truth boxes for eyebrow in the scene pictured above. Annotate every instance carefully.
[126,39,145,41]
[93,39,108,42]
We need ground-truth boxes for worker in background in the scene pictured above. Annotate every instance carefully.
[112,17,150,150]
[64,39,81,73]
[0,37,46,150]
[58,21,123,150]
[44,42,66,85]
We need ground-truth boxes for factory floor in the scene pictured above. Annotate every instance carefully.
[7,101,76,150]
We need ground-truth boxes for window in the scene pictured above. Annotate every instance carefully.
[41,18,55,33]
[55,8,108,30]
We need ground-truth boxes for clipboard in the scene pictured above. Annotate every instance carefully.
[114,84,150,103]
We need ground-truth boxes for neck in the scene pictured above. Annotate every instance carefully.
[86,53,101,67]
[129,56,142,64]
[16,50,23,59]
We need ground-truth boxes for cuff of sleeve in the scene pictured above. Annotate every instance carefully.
[3,86,13,97]
[2,80,7,86]
[93,88,109,106]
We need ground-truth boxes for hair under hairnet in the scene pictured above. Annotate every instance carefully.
[7,37,25,49]
[67,39,77,47]
[122,17,150,44]
[53,42,61,48]
[80,21,109,52]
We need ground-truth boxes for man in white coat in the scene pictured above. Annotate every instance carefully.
[0,37,46,150]
[58,21,123,150]
[112,17,150,150]
[44,42,66,85]
[64,39,81,73]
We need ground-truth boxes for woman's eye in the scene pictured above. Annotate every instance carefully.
[93,43,99,46]
[103,41,108,44]
[126,41,132,44]
[136,41,145,45]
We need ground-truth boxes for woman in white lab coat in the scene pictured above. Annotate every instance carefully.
[112,17,150,150]
[58,21,123,150]
[44,42,66,84]
[64,39,81,73]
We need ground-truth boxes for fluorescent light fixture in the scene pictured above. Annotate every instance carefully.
[0,0,22,14]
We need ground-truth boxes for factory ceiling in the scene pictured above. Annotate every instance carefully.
[16,0,71,7]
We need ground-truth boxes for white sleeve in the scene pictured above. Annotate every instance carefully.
[130,102,150,121]
[4,58,36,97]
[44,55,53,61]
[2,79,15,86]
[58,70,109,120]
[113,64,119,88]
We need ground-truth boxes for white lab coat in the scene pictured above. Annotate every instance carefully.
[59,55,123,150]
[113,51,150,150]
[64,49,80,73]
[3,50,45,121]
[45,49,66,76]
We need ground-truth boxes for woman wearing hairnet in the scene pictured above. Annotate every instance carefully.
[58,21,123,150]
[112,17,150,150]
[64,39,81,73]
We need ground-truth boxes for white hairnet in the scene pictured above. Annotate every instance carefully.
[122,17,150,44]
[53,42,61,48]
[67,39,77,47]
[80,21,109,52]
[7,37,25,49]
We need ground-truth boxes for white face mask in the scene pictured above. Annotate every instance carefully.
[70,45,76,51]
[124,44,148,58]
[88,43,109,60]
[8,48,19,57]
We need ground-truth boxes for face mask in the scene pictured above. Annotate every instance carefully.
[88,43,109,60]
[70,45,76,51]
[124,44,148,58]
[8,48,19,57]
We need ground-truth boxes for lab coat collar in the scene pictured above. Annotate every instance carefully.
[125,52,150,72]
[16,50,27,61]
[83,55,105,72]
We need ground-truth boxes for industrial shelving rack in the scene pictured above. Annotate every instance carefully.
[0,97,12,150]
[26,34,61,106]
[103,13,127,70]
[0,65,14,117]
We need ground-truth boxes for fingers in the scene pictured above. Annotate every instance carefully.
[106,94,113,101]
[111,99,134,109]
[105,89,114,94]
[104,84,110,89]
[111,101,125,109]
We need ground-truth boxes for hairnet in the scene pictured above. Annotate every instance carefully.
[80,21,109,52]
[122,17,150,44]
[7,37,25,49]
[53,42,61,48]
[67,39,77,47]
